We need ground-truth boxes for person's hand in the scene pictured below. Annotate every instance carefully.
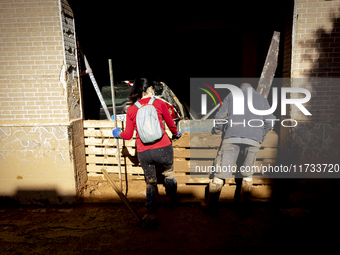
[112,128,122,138]
[172,131,182,140]
[211,127,220,135]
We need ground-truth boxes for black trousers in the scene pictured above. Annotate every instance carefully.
[137,144,177,210]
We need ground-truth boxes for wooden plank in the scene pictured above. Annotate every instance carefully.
[173,131,278,148]
[257,148,278,159]
[86,164,144,174]
[178,120,215,132]
[178,163,276,175]
[172,132,221,148]
[85,146,137,156]
[84,129,114,137]
[84,137,136,147]
[174,148,277,159]
[84,129,137,138]
[174,160,211,171]
[86,155,139,166]
[260,130,278,148]
[256,31,280,98]
[174,159,276,173]
[176,176,210,184]
[87,173,145,181]
[84,120,126,128]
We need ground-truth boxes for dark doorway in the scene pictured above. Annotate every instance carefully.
[68,0,294,120]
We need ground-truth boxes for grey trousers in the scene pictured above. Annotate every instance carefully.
[213,140,260,180]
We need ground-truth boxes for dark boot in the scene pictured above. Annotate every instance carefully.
[238,178,253,218]
[164,171,179,210]
[240,178,252,203]
[145,183,158,209]
[200,181,223,216]
[142,207,159,230]
[143,184,159,230]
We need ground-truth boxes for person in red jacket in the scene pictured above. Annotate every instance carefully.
[112,78,182,227]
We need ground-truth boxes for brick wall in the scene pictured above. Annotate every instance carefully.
[282,1,294,78]
[0,0,68,124]
[289,0,340,120]
[280,0,340,165]
[293,0,340,77]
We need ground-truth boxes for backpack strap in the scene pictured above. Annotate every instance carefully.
[134,101,142,109]
[148,97,156,105]
[135,97,156,108]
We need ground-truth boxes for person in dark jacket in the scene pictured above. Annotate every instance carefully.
[202,83,275,213]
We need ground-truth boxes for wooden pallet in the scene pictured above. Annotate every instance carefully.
[84,120,141,174]
[83,120,278,200]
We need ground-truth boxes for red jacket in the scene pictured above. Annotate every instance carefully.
[119,97,178,152]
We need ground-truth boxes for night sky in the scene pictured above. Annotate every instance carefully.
[67,0,291,119]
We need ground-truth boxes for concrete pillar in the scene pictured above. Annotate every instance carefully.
[0,0,87,204]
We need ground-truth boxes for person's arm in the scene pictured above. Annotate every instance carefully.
[118,107,135,140]
[160,100,178,135]
[263,98,276,136]
[212,95,229,134]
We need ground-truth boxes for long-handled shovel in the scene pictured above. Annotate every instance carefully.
[83,54,111,120]
[102,169,146,228]
[82,54,145,228]
[108,59,123,192]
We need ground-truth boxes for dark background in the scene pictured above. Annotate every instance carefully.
[67,1,293,119]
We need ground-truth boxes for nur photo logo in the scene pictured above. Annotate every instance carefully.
[193,79,312,128]
[197,82,222,115]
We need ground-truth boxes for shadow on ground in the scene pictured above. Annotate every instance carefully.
[0,201,338,254]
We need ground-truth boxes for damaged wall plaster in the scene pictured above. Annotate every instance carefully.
[60,0,81,120]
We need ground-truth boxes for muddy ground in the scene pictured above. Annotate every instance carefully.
[0,200,338,255]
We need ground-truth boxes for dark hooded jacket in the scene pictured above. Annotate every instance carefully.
[213,86,276,144]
